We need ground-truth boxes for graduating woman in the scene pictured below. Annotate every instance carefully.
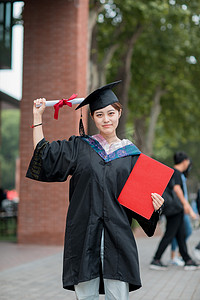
[26,81,164,300]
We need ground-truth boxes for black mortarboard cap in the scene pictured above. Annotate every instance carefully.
[75,80,122,113]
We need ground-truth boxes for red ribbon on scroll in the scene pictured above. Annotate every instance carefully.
[53,94,77,119]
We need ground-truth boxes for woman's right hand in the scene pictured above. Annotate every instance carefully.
[33,98,46,116]
[32,98,45,149]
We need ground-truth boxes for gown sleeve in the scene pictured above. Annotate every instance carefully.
[124,207,160,237]
[26,135,79,182]
[132,210,160,237]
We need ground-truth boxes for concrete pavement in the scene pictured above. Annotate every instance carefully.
[0,225,200,300]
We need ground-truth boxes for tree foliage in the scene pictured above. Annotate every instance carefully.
[89,0,200,188]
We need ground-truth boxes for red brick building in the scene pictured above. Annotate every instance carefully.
[18,0,89,244]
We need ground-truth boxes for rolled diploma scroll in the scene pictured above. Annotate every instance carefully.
[36,98,85,107]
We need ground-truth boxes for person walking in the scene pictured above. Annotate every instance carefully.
[169,154,193,266]
[194,188,200,260]
[26,81,164,300]
[150,152,199,271]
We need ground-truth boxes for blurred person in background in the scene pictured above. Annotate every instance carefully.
[150,152,198,271]
[0,187,7,210]
[169,153,194,266]
[194,188,200,260]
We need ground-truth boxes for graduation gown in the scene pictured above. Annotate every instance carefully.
[26,135,160,293]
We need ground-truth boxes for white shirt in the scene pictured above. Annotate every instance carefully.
[92,134,132,155]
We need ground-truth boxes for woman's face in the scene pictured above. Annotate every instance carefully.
[92,105,121,136]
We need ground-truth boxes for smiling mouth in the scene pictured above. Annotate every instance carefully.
[103,125,112,127]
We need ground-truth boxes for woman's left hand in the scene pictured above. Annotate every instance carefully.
[151,193,164,211]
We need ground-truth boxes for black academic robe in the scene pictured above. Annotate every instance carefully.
[26,135,160,293]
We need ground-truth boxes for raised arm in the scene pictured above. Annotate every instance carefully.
[33,98,46,149]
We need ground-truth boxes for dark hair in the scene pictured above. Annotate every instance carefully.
[174,151,189,164]
[91,102,123,116]
[183,161,192,178]
[111,102,123,112]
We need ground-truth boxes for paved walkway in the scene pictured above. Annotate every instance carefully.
[0,225,200,300]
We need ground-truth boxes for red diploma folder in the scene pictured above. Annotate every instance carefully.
[118,153,174,219]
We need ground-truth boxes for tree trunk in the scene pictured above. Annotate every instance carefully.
[144,86,166,156]
[87,9,143,137]
[87,3,103,135]
[88,42,120,135]
[87,5,122,135]
[116,25,143,139]
[88,2,104,93]
[133,116,147,152]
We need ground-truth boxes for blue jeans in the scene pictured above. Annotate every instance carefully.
[74,229,129,300]
[171,214,192,252]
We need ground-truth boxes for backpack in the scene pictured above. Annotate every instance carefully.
[162,184,183,217]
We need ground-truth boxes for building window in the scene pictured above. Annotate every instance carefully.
[0,2,14,69]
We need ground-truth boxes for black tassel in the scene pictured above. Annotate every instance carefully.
[79,109,85,136]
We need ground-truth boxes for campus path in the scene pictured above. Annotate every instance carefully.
[1,225,200,300]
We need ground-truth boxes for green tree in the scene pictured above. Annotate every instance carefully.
[0,110,20,189]
[88,0,200,186]
[89,1,200,153]
[129,0,200,154]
